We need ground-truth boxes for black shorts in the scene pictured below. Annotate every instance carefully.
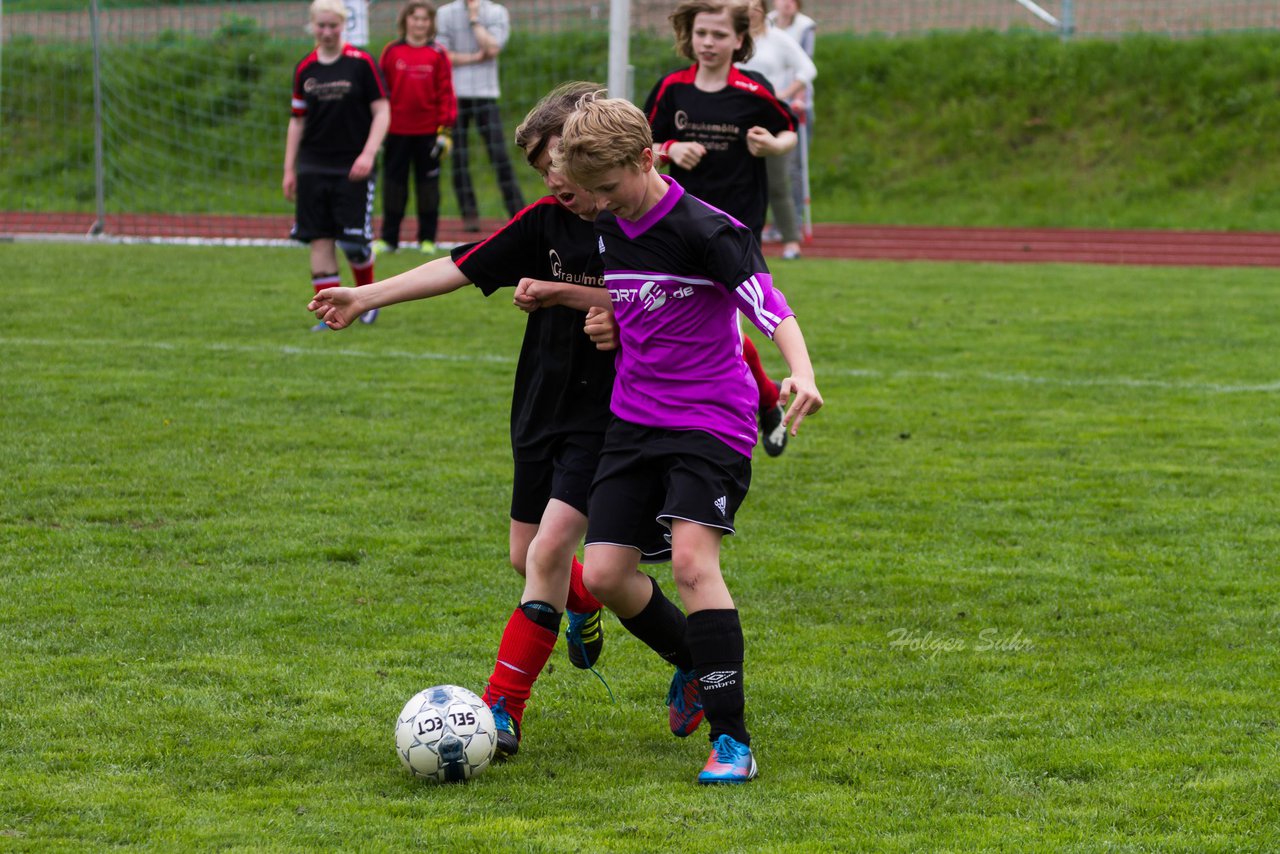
[585,419,752,562]
[509,433,604,524]
[290,171,375,244]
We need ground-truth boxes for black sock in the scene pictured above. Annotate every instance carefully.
[687,609,749,746]
[617,576,693,672]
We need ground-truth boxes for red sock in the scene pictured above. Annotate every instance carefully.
[350,256,374,287]
[741,335,779,410]
[566,555,603,613]
[482,607,557,727]
[312,272,341,295]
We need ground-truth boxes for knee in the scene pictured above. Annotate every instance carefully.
[671,551,718,597]
[507,549,527,578]
[582,560,623,599]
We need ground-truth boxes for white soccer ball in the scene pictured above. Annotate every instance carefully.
[395,684,497,783]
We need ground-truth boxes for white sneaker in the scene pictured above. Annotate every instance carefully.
[359,308,379,325]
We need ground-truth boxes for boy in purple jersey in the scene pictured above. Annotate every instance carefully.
[284,0,390,331]
[644,0,800,457]
[309,83,627,761]
[557,96,823,784]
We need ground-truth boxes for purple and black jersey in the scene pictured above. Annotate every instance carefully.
[644,65,796,237]
[451,197,613,459]
[595,177,794,458]
[291,44,388,175]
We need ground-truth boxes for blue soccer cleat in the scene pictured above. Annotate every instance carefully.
[697,734,758,784]
[489,698,521,760]
[666,668,704,737]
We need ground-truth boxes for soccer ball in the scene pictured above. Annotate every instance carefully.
[395,684,497,783]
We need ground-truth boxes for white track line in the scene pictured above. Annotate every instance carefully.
[5,337,1278,394]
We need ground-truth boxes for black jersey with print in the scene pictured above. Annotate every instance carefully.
[291,45,388,175]
[451,197,613,459]
[644,65,796,237]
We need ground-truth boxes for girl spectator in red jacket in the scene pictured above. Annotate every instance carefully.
[376,1,458,255]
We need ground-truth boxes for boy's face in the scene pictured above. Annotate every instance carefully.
[586,160,652,222]
[532,136,597,221]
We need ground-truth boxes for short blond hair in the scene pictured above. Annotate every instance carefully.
[556,98,653,189]
[309,0,348,22]
[670,0,754,64]
[514,81,605,167]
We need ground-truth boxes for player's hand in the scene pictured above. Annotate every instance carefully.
[282,171,297,201]
[745,126,776,158]
[307,286,363,330]
[584,306,619,351]
[777,375,823,436]
[667,141,706,170]
[513,278,544,314]
[349,153,375,181]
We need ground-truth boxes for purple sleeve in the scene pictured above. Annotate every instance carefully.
[733,272,794,338]
[703,221,795,338]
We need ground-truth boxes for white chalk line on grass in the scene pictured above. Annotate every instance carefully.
[6,337,1280,394]
[3,337,514,366]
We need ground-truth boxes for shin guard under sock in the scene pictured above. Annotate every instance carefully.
[687,608,749,745]
[482,603,559,727]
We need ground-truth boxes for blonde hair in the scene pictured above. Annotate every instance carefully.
[556,98,653,188]
[396,0,437,40]
[309,0,348,23]
[514,81,606,167]
[670,0,754,64]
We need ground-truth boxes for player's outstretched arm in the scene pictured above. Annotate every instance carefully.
[771,316,823,436]
[513,278,612,314]
[307,256,471,330]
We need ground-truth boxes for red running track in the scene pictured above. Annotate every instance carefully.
[5,212,1280,267]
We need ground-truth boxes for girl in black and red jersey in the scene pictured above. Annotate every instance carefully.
[643,0,799,456]
[375,1,457,255]
[283,0,390,330]
[309,84,632,763]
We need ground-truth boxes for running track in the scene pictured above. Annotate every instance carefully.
[5,212,1280,267]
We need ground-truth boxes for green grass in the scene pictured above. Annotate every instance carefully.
[3,243,1279,849]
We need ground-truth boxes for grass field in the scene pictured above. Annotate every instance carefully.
[3,243,1278,850]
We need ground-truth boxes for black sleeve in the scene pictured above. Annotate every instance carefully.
[450,206,545,296]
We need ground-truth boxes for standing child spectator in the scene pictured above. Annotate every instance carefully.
[740,0,815,261]
[768,0,816,233]
[435,0,525,231]
[374,0,457,256]
[643,0,799,456]
[283,0,389,331]
[557,96,823,784]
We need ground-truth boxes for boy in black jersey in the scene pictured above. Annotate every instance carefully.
[284,0,390,330]
[308,82,620,761]
[557,95,823,784]
[645,0,800,456]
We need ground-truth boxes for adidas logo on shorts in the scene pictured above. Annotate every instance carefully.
[714,495,727,516]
